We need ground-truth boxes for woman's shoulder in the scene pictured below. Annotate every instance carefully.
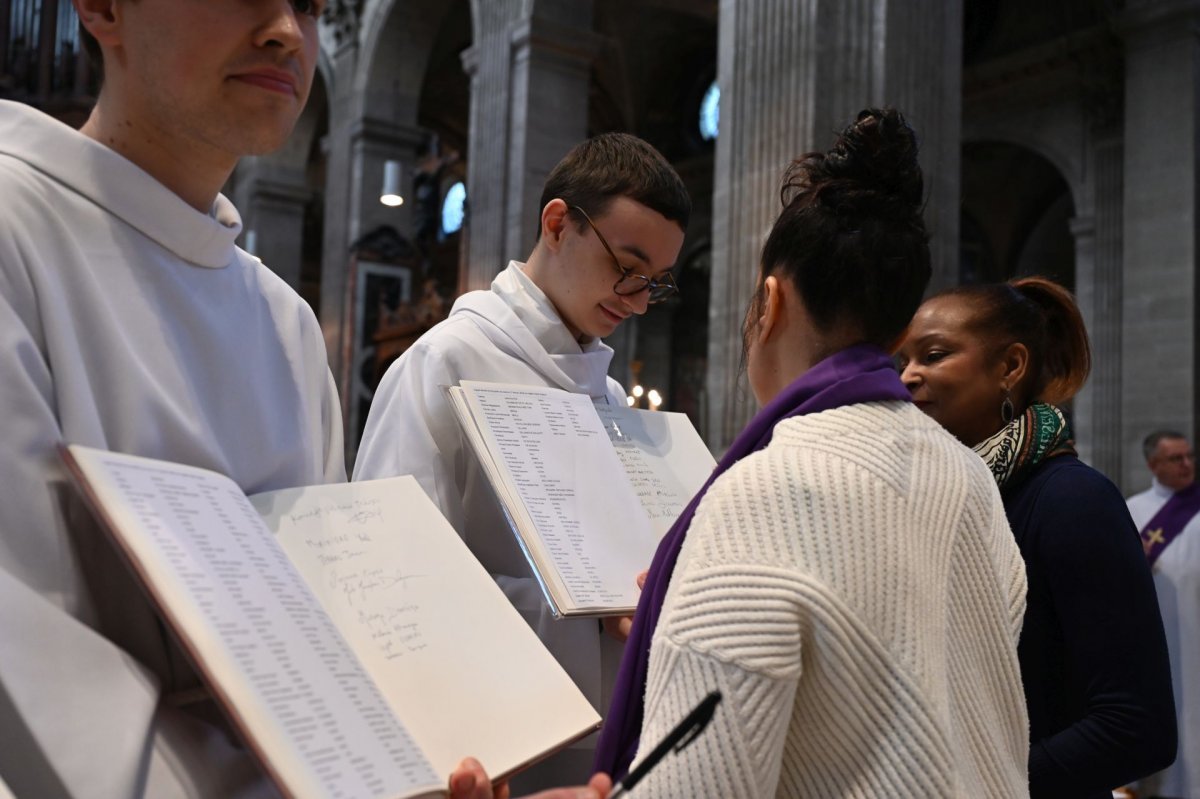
[1008,455,1136,547]
[1017,455,1122,505]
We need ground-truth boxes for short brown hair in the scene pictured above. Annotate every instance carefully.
[537,133,690,240]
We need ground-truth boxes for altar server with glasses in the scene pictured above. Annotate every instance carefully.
[354,133,690,793]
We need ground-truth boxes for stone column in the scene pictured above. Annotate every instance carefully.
[1071,134,1124,480]
[233,165,311,290]
[324,116,426,411]
[319,0,365,388]
[1,0,11,83]
[1119,0,1200,492]
[706,0,964,449]
[461,0,601,293]
[36,0,57,97]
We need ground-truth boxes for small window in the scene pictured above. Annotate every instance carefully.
[441,181,466,236]
[699,82,720,141]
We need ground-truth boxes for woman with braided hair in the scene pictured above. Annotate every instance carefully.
[896,278,1178,797]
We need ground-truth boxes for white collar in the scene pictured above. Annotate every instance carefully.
[0,100,241,269]
[493,261,603,355]
[1151,478,1176,499]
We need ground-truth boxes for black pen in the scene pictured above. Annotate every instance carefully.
[608,691,722,798]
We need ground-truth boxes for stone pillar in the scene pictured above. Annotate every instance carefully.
[36,0,57,97]
[706,0,964,449]
[324,115,426,409]
[1119,0,1200,492]
[1,0,11,82]
[461,0,601,293]
[319,0,365,388]
[1071,134,1124,481]
[233,162,311,290]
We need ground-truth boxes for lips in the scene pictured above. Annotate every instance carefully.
[599,305,628,325]
[230,68,298,96]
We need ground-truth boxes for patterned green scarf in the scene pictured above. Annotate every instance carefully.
[973,402,1077,490]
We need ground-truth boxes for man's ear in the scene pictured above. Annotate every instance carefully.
[538,199,570,254]
[75,0,122,48]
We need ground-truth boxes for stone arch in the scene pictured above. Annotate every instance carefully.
[961,113,1087,218]
[356,0,460,123]
[959,140,1076,289]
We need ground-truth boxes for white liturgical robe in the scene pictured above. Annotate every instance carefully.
[354,262,627,787]
[0,101,344,797]
[1127,479,1200,798]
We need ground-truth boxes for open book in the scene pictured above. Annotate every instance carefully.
[448,381,716,618]
[62,445,601,799]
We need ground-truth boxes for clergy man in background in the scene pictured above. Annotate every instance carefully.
[1127,430,1199,798]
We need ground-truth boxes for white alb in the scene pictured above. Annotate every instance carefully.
[1126,479,1200,798]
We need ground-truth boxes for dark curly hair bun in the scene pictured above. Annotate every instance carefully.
[760,107,931,346]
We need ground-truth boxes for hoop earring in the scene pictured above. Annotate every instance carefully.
[1001,391,1015,424]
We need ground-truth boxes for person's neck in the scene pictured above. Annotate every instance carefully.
[759,330,861,405]
[80,92,237,213]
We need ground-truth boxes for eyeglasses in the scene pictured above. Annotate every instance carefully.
[1163,452,1196,465]
[570,206,679,304]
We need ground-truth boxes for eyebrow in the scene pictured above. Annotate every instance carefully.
[908,332,949,347]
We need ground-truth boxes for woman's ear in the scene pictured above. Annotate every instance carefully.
[538,199,570,253]
[755,275,783,347]
[1000,342,1030,394]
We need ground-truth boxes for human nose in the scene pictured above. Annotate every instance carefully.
[620,287,652,316]
[255,1,305,52]
[899,361,921,391]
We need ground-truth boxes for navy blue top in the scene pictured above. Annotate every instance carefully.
[1002,455,1177,798]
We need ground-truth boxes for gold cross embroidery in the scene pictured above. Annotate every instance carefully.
[1145,528,1166,546]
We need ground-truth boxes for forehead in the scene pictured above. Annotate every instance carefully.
[589,196,685,271]
[1157,437,1192,455]
[904,296,981,341]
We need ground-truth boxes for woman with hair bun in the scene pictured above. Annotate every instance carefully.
[593,109,1030,797]
[896,278,1178,797]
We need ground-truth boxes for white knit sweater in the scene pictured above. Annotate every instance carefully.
[633,401,1029,798]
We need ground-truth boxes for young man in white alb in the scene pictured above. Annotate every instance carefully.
[0,2,610,797]
[0,1,341,794]
[354,134,690,791]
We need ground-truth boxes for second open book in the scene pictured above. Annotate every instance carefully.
[63,446,600,799]
[448,381,717,618]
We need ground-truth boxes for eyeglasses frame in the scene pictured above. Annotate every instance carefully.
[568,205,679,304]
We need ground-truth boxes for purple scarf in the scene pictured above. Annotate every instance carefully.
[1141,482,1200,568]
[593,344,912,779]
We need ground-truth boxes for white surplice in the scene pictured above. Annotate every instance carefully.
[0,101,344,797]
[1127,479,1200,798]
[354,262,627,789]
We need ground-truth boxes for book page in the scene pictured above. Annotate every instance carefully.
[593,405,717,538]
[253,477,601,780]
[64,447,441,799]
[458,382,660,613]
[446,388,563,615]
